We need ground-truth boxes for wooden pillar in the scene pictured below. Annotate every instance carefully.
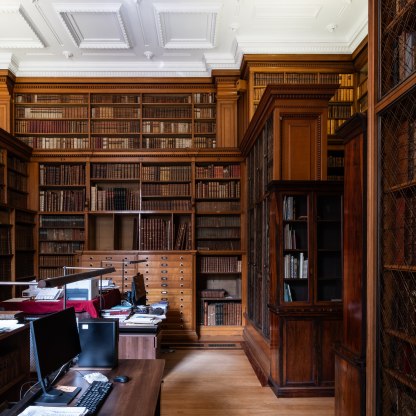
[0,70,15,132]
[215,74,239,148]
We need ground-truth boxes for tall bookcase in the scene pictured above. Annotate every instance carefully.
[11,86,243,341]
[0,128,35,300]
[369,0,416,414]
[268,181,343,397]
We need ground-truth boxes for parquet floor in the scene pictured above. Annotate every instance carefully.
[161,348,334,416]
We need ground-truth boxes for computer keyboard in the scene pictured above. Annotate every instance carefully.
[75,381,112,415]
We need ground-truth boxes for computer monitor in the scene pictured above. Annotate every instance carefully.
[30,307,82,406]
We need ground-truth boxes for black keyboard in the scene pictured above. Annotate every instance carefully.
[75,381,113,415]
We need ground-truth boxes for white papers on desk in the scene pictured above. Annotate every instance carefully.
[0,319,24,332]
[18,406,88,416]
[124,313,163,325]
[2,297,29,302]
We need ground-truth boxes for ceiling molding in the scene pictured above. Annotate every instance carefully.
[153,2,222,49]
[54,2,131,49]
[0,4,44,48]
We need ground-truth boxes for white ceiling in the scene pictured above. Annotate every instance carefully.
[0,0,368,78]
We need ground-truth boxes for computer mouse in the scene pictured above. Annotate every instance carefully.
[113,375,129,383]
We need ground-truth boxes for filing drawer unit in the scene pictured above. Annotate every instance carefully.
[137,252,197,341]
[77,251,140,295]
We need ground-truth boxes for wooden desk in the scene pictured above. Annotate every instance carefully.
[2,359,165,416]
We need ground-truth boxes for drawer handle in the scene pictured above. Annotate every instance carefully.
[161,277,168,281]
[161,284,168,287]
[180,270,184,274]
[161,263,168,267]
[180,284,184,287]
[161,270,168,274]
[180,277,184,280]
[161,256,168,260]
[105,256,112,260]
[162,298,168,301]
[161,291,168,294]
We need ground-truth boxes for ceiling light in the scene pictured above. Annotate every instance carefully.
[144,51,154,60]
[62,51,73,59]
[326,23,337,33]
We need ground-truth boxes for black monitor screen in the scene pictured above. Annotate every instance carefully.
[30,307,82,404]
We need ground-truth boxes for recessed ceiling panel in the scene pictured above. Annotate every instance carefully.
[0,5,44,48]
[254,0,323,19]
[55,3,130,49]
[154,2,222,49]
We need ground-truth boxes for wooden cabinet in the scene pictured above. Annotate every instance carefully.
[241,84,338,181]
[368,0,416,414]
[119,331,161,359]
[333,113,367,416]
[268,181,343,397]
[0,129,35,300]
[137,252,196,341]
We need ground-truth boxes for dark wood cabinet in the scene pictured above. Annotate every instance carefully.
[268,181,343,397]
[368,0,416,414]
[333,113,367,415]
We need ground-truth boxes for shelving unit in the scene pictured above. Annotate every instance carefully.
[368,0,416,414]
[14,92,217,150]
[38,162,86,278]
[268,180,343,397]
[195,162,243,330]
[0,205,13,301]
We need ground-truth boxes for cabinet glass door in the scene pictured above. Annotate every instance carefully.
[282,194,309,302]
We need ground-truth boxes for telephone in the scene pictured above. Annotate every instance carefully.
[34,288,64,301]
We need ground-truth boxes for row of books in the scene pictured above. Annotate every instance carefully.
[142,107,192,118]
[194,108,216,119]
[330,88,354,102]
[142,183,190,196]
[196,215,240,227]
[253,72,342,86]
[91,120,140,133]
[142,165,191,181]
[14,226,34,249]
[199,256,242,273]
[328,104,353,119]
[39,215,85,228]
[283,196,304,220]
[196,228,240,239]
[393,30,416,84]
[328,118,349,135]
[7,173,27,192]
[39,254,76,267]
[39,190,85,212]
[328,155,345,168]
[194,122,216,133]
[39,164,86,186]
[16,106,88,119]
[284,253,308,279]
[194,93,215,104]
[195,200,240,212]
[0,230,11,254]
[196,240,241,251]
[19,137,90,149]
[39,267,65,279]
[15,120,88,133]
[39,241,84,254]
[142,94,191,104]
[91,95,139,104]
[396,120,416,185]
[91,137,138,149]
[91,106,140,119]
[283,224,306,250]
[195,164,241,179]
[90,187,140,211]
[39,228,85,241]
[141,199,192,211]
[201,301,242,326]
[195,181,241,199]
[15,94,87,104]
[7,156,27,175]
[142,121,191,134]
[174,222,192,250]
[91,163,140,180]
[135,217,175,251]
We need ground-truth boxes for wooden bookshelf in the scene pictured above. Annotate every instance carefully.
[368,0,416,414]
[0,128,35,300]
[268,181,343,397]
[14,92,218,151]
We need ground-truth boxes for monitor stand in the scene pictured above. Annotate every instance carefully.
[33,387,81,406]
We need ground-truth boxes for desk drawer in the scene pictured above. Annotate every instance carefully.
[145,280,192,289]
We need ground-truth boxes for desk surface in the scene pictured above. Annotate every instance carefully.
[0,289,121,318]
[67,359,165,416]
[2,359,165,416]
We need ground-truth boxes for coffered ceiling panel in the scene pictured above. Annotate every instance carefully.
[55,3,130,49]
[0,4,44,48]
[0,0,368,78]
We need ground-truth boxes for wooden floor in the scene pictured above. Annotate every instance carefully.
[161,348,334,415]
